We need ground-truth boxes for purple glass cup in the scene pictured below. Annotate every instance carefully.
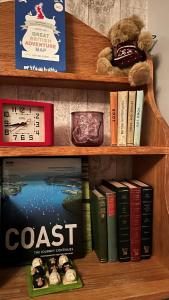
[71,111,104,146]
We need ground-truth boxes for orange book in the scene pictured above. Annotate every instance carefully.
[110,92,118,146]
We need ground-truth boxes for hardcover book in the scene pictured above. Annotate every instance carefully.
[15,0,66,72]
[90,189,108,262]
[130,179,153,259]
[102,180,130,262]
[117,91,128,146]
[82,157,92,253]
[121,180,141,261]
[110,92,118,146]
[97,185,117,262]
[1,157,83,265]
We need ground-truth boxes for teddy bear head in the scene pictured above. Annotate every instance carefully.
[108,15,144,46]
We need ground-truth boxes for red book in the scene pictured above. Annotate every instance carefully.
[121,181,141,261]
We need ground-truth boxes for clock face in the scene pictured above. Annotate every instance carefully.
[2,104,45,143]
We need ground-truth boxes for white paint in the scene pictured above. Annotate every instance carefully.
[148,0,169,124]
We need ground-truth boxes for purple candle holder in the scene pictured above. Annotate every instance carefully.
[71,111,104,146]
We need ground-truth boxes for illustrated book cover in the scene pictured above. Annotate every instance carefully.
[1,157,83,265]
[15,0,66,72]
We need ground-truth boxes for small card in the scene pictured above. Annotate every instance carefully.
[15,0,66,72]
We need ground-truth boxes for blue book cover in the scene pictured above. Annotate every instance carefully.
[15,0,66,72]
[1,157,83,265]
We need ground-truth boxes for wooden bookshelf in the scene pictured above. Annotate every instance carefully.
[0,146,168,157]
[1,1,169,300]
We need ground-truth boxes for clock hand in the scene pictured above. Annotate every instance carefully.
[8,119,31,132]
[5,119,31,127]
[6,121,28,127]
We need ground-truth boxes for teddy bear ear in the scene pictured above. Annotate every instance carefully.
[128,15,144,30]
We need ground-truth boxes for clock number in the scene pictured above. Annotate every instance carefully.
[13,134,17,140]
[21,134,25,140]
[29,135,33,140]
[4,111,9,117]
[19,106,25,113]
[35,130,40,135]
[12,106,17,113]
[36,122,39,127]
[35,113,39,119]
[4,129,9,135]
[4,120,9,126]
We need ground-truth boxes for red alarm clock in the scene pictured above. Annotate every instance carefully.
[0,99,54,146]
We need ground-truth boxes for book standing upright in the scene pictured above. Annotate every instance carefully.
[97,184,117,262]
[102,180,130,262]
[15,0,66,72]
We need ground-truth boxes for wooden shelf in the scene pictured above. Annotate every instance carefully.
[0,146,168,157]
[0,69,132,91]
[1,252,169,300]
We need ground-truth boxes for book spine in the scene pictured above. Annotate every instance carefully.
[141,188,153,259]
[117,190,130,261]
[82,157,92,253]
[117,91,128,146]
[107,193,117,262]
[91,192,108,262]
[134,90,144,146]
[130,188,141,261]
[127,91,136,146]
[110,92,118,146]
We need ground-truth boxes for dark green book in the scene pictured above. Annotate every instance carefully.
[97,185,117,262]
[91,189,108,262]
[82,157,92,254]
[102,180,130,262]
[130,179,153,259]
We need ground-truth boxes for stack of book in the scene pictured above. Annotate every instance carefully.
[110,90,144,146]
[91,179,153,263]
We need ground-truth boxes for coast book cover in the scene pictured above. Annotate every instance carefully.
[15,0,66,72]
[1,157,83,265]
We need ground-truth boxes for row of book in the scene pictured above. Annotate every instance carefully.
[91,179,153,263]
[110,90,144,146]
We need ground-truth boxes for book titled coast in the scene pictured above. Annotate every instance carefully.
[1,157,83,264]
[15,0,66,72]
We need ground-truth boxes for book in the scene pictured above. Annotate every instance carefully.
[82,157,92,253]
[1,157,83,265]
[90,189,108,262]
[15,0,66,72]
[121,180,141,261]
[127,91,136,146]
[117,91,128,146]
[102,180,130,262]
[130,179,153,259]
[134,90,144,146]
[97,185,117,262]
[110,92,118,146]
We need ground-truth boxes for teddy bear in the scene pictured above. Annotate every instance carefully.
[96,15,153,86]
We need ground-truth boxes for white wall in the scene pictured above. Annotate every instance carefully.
[148,0,169,124]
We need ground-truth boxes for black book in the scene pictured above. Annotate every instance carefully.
[130,179,153,259]
[102,180,130,262]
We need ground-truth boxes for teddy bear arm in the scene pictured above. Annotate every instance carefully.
[98,47,113,61]
[137,31,153,51]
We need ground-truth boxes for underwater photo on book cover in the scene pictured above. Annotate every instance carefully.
[1,157,83,264]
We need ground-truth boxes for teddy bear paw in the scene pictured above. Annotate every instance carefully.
[128,61,151,86]
[96,57,113,74]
